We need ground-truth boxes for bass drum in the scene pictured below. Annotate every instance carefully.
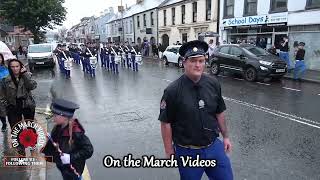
[64,59,73,70]
[115,55,121,64]
[135,55,143,65]
[90,57,98,69]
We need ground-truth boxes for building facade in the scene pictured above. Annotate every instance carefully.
[219,0,320,70]
[158,0,219,47]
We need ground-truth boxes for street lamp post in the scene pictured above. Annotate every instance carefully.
[121,0,125,43]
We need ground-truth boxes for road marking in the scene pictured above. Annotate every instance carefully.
[223,96,320,129]
[82,164,91,180]
[234,78,244,81]
[203,72,209,75]
[318,94,320,96]
[162,79,173,82]
[256,82,271,86]
[282,87,301,92]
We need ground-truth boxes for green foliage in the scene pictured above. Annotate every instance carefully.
[0,0,67,43]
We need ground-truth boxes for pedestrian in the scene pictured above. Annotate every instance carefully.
[42,98,94,180]
[18,45,23,55]
[279,36,292,71]
[158,40,233,180]
[294,42,306,81]
[152,43,158,59]
[0,53,9,132]
[208,39,216,58]
[0,58,37,155]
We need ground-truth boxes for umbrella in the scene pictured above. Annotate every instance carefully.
[0,41,15,61]
[199,31,220,37]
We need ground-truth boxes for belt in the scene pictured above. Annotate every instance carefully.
[177,141,214,150]
[296,60,304,61]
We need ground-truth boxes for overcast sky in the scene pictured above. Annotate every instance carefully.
[62,0,136,29]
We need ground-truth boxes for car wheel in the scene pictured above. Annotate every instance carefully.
[244,67,257,82]
[178,59,184,68]
[163,57,169,66]
[210,62,220,75]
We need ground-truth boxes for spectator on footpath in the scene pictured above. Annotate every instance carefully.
[152,43,159,59]
[294,42,306,81]
[11,46,18,59]
[18,45,23,55]
[208,39,216,58]
[0,53,9,132]
[279,36,292,71]
[0,58,37,133]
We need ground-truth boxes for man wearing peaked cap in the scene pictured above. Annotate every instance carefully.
[42,98,93,180]
[159,40,233,180]
[179,40,209,59]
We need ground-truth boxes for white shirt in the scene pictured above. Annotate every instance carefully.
[208,43,216,57]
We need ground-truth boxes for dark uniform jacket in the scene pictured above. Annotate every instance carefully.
[42,119,93,178]
[158,74,226,146]
[80,48,92,58]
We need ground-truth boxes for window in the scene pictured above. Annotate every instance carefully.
[219,47,230,54]
[224,0,234,18]
[206,0,212,20]
[244,0,257,15]
[151,12,154,26]
[137,16,140,28]
[270,0,287,12]
[306,0,320,9]
[164,10,167,26]
[181,5,186,24]
[192,2,197,22]
[172,8,176,25]
[143,14,146,27]
[230,47,243,56]
[130,20,133,33]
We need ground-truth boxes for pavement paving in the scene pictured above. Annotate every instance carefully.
[1,57,320,180]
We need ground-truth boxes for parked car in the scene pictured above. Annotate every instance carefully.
[27,43,57,71]
[209,44,287,81]
[162,45,184,68]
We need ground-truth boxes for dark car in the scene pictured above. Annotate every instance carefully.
[209,44,287,81]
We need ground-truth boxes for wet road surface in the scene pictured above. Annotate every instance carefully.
[1,58,320,180]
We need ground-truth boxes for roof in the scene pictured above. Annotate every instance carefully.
[159,0,183,8]
[123,0,167,19]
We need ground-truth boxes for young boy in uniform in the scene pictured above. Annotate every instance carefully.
[42,98,94,180]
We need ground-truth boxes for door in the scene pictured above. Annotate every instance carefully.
[229,47,246,72]
[216,46,231,70]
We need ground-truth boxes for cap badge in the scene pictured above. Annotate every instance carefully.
[193,47,198,52]
[199,100,205,109]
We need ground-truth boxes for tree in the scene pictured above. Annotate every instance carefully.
[58,26,67,42]
[0,0,67,43]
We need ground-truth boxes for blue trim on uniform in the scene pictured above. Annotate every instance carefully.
[174,139,233,180]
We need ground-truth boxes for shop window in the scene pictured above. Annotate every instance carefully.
[224,0,234,18]
[306,0,320,9]
[172,8,176,25]
[244,0,257,16]
[164,10,167,26]
[270,0,287,13]
[181,5,186,24]
[206,0,212,20]
[192,2,197,23]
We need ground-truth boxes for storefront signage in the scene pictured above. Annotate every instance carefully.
[222,13,288,27]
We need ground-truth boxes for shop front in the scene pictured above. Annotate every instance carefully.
[221,13,288,50]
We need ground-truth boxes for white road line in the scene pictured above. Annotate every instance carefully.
[282,87,301,92]
[234,78,244,81]
[318,94,320,96]
[204,72,209,74]
[256,82,271,86]
[162,79,173,82]
[223,96,320,129]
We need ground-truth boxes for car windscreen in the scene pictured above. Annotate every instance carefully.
[243,46,268,56]
[28,45,51,53]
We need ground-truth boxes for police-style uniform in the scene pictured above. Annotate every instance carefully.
[158,40,233,180]
[42,99,93,180]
